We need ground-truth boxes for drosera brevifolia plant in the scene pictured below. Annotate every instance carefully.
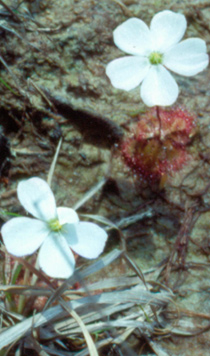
[106,10,209,184]
[1,177,108,279]
[121,106,197,184]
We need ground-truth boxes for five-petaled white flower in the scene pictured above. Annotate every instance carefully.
[106,10,209,107]
[1,177,108,279]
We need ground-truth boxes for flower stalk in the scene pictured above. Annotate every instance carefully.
[156,106,163,141]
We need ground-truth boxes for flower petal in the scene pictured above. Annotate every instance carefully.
[150,10,187,52]
[113,17,153,55]
[61,223,78,245]
[57,207,79,225]
[164,38,209,76]
[1,217,48,256]
[141,65,179,107]
[17,177,57,221]
[38,232,75,278]
[106,56,150,91]
[68,222,108,259]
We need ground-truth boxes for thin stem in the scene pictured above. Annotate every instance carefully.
[0,0,21,22]
[0,55,24,97]
[156,105,162,141]
[17,263,30,314]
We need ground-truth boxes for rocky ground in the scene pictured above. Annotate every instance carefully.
[1,0,210,355]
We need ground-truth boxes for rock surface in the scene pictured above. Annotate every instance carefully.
[1,0,210,355]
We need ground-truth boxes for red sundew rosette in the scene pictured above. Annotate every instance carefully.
[121,107,197,183]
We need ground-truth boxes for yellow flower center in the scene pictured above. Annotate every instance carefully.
[48,218,62,232]
[149,52,163,65]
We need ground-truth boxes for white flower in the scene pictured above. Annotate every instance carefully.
[1,177,108,279]
[106,10,209,107]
